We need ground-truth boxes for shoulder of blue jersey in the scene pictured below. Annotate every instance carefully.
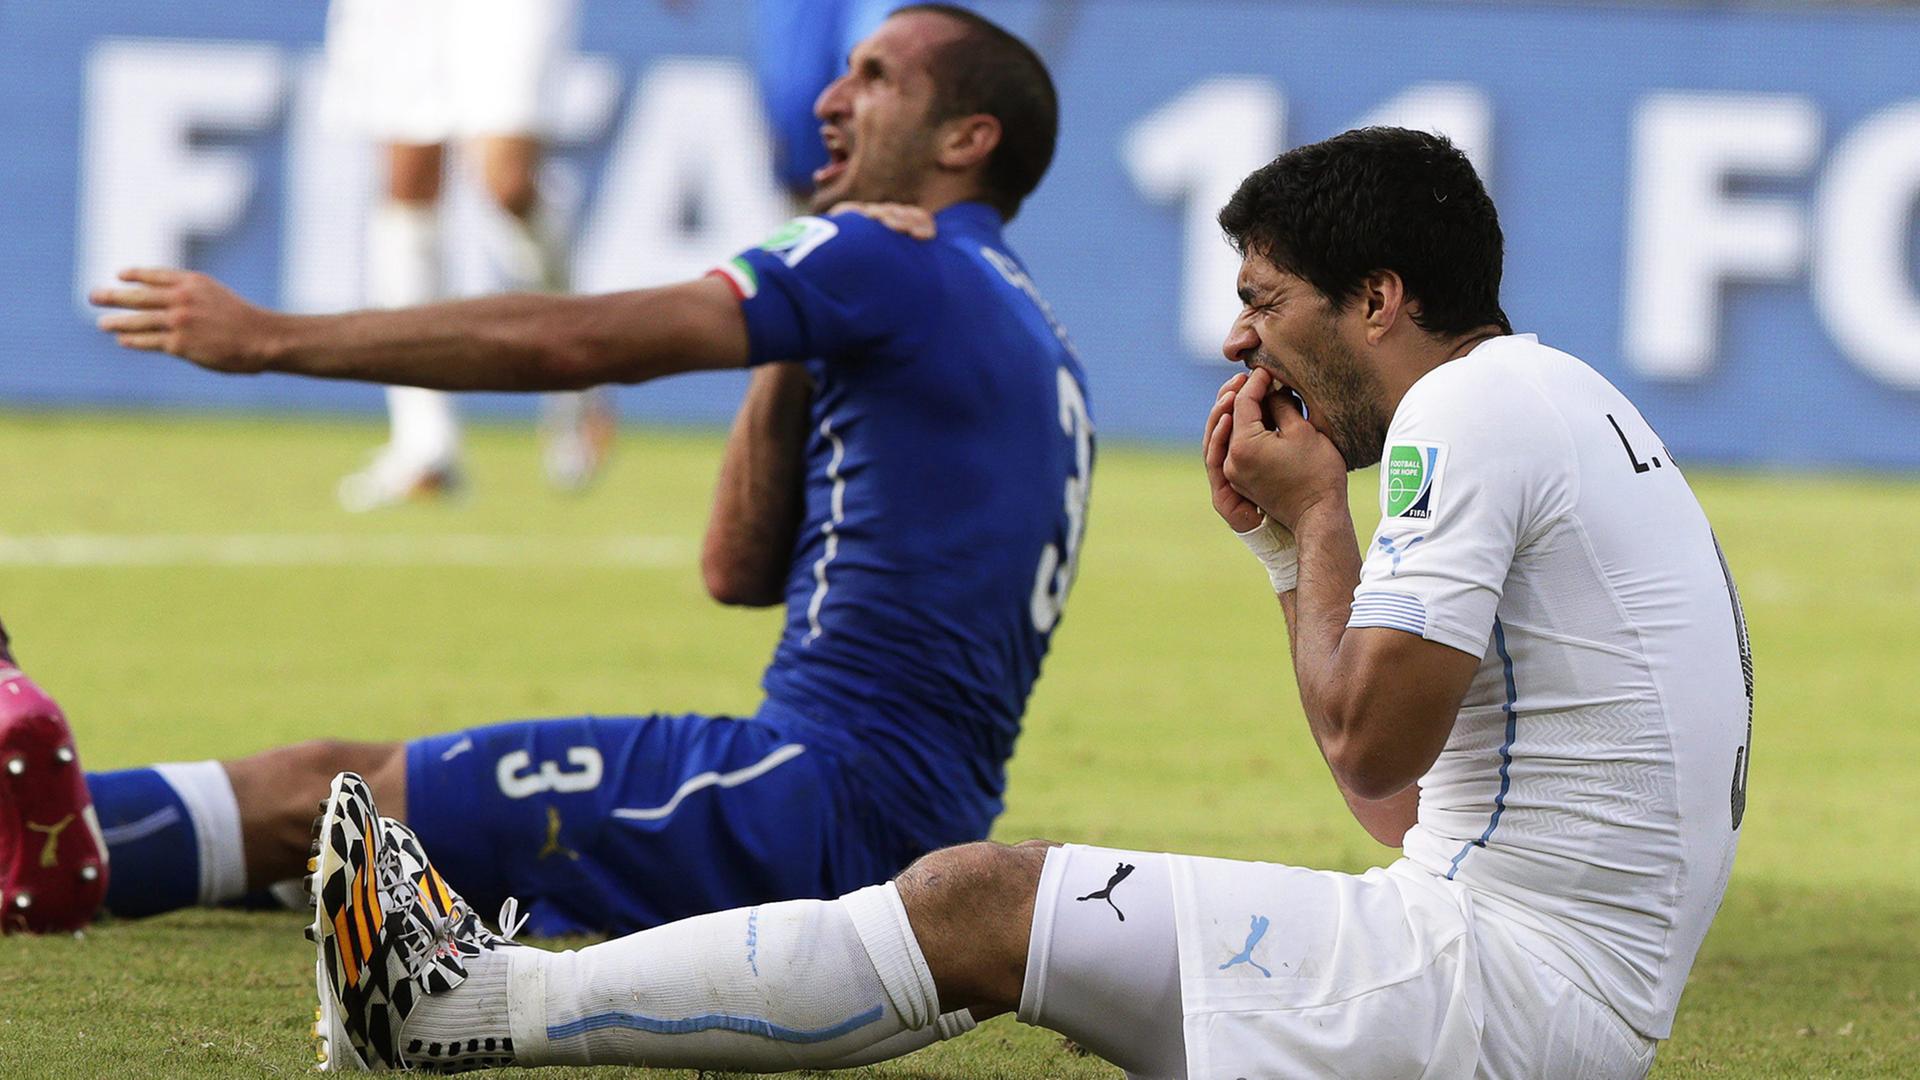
[758,215,844,267]
[763,212,935,274]
[715,214,889,300]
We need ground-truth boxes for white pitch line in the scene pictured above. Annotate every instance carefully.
[0,533,693,568]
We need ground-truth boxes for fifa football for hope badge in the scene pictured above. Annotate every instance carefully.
[759,216,840,268]
[1383,441,1447,519]
[711,217,842,300]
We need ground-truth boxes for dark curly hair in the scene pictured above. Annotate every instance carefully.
[1218,128,1511,336]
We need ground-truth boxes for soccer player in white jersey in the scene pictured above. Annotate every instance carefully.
[293,128,1750,1077]
[323,0,613,508]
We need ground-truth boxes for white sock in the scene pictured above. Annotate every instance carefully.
[493,201,568,294]
[407,884,972,1071]
[402,944,974,1072]
[494,202,601,437]
[384,386,459,469]
[367,199,458,466]
[151,761,246,906]
[368,200,442,308]
[819,1007,977,1069]
[402,946,518,1069]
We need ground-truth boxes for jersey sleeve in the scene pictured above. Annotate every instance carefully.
[706,212,942,366]
[1349,368,1577,658]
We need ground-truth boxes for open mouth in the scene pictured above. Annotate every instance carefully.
[1249,364,1309,422]
[1257,384,1308,428]
[814,130,852,186]
[1275,384,1308,420]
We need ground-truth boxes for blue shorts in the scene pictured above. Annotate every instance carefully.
[406,712,900,936]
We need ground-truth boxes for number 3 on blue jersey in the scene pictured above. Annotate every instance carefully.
[1031,368,1093,633]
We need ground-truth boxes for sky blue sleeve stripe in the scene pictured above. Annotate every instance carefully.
[1354,597,1425,610]
[547,1004,886,1044]
[1349,604,1425,619]
[1447,618,1519,880]
[1349,591,1429,636]
[1351,595,1428,614]
[1352,590,1425,609]
[1349,614,1428,636]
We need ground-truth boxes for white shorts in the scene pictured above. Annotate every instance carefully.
[321,0,576,142]
[1022,845,1657,1080]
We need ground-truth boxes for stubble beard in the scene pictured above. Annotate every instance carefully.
[1297,332,1391,472]
[807,126,934,215]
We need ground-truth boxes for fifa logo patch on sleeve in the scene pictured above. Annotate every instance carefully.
[758,216,840,267]
[1384,442,1446,519]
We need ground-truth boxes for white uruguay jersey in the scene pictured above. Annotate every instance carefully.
[1350,334,1752,1040]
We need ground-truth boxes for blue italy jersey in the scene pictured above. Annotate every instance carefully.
[710,202,1093,855]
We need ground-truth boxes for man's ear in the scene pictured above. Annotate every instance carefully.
[1362,270,1410,345]
[936,113,1002,173]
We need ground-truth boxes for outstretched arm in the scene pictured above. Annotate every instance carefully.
[91,269,748,390]
[702,363,814,607]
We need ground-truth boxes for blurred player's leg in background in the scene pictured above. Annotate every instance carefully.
[329,0,606,510]
[338,141,467,512]
[457,0,612,494]
[324,0,462,510]
[757,0,847,208]
[756,0,899,210]
[476,133,615,491]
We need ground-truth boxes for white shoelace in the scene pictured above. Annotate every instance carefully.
[494,897,528,942]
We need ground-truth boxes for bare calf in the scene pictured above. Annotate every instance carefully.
[224,739,407,888]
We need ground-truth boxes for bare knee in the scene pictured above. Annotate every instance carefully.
[235,737,401,798]
[477,136,541,218]
[896,840,1053,1018]
[485,171,539,219]
[386,143,444,203]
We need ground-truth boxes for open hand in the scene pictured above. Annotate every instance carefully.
[1222,368,1349,531]
[90,268,277,374]
[829,202,937,240]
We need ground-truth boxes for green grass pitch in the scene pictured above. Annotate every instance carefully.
[1,411,1916,1078]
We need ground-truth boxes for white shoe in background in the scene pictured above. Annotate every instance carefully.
[539,387,616,493]
[336,448,464,513]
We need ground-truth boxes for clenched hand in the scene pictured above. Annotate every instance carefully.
[1219,368,1348,532]
[1203,371,1265,533]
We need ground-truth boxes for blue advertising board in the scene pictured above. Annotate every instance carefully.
[4,1,1919,467]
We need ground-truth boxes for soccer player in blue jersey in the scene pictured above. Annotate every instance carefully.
[69,5,1086,938]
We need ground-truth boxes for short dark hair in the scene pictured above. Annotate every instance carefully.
[1218,127,1511,336]
[896,4,1058,220]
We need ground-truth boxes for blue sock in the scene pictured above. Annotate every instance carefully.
[89,767,199,917]
[87,762,246,918]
